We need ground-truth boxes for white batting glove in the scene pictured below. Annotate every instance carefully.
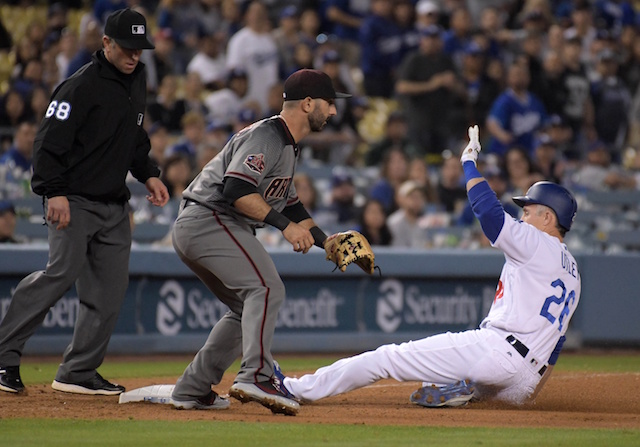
[460,125,481,166]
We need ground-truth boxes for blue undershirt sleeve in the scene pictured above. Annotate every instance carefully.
[467,180,505,244]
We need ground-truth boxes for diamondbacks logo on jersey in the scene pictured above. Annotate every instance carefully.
[264,177,292,199]
[244,154,265,174]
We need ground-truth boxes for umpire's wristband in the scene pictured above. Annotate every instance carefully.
[310,226,328,248]
[264,208,291,231]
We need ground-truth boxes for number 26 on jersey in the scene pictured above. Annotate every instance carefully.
[540,278,576,332]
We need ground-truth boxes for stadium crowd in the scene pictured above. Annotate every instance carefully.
[0,0,640,252]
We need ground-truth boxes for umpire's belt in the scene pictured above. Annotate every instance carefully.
[506,335,547,376]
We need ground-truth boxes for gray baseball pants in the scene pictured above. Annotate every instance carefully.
[0,196,131,383]
[171,203,285,401]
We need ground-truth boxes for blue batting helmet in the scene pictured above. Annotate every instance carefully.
[512,181,578,231]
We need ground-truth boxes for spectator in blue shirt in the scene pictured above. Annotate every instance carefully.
[0,121,36,199]
[359,0,403,97]
[325,0,370,66]
[442,6,473,70]
[486,62,548,156]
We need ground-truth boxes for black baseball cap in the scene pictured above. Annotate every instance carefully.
[105,8,155,50]
[283,69,351,101]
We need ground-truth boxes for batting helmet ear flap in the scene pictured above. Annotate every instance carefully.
[512,181,578,231]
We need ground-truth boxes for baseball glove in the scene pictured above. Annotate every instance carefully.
[324,230,375,274]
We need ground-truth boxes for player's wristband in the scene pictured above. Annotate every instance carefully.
[463,161,483,181]
[264,208,291,231]
[310,226,328,248]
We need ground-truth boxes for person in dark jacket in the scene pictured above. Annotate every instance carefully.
[0,9,169,397]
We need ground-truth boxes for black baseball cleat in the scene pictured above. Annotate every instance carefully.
[0,365,25,393]
[52,372,125,395]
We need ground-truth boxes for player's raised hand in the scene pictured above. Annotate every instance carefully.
[460,124,481,166]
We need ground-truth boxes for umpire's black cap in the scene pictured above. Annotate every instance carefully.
[105,8,155,50]
[283,69,351,101]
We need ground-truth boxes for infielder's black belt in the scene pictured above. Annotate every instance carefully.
[506,335,547,376]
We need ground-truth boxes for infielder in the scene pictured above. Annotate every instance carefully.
[169,69,351,415]
[277,125,581,407]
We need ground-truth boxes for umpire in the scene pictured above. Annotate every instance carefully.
[0,9,169,395]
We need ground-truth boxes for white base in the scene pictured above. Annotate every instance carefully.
[118,384,175,404]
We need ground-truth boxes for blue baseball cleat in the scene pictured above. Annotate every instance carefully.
[272,360,300,401]
[410,380,476,408]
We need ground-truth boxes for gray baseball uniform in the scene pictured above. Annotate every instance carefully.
[171,115,300,401]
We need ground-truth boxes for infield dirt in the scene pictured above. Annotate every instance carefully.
[1,357,638,429]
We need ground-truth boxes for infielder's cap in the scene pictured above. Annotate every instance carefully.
[283,69,351,101]
[512,181,577,231]
[105,8,155,50]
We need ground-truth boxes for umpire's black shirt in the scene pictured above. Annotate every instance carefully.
[31,50,160,203]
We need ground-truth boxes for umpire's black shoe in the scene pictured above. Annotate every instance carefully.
[51,372,125,395]
[0,365,25,393]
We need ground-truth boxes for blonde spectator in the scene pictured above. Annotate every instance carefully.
[388,180,428,248]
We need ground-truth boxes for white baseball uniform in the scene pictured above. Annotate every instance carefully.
[284,182,581,405]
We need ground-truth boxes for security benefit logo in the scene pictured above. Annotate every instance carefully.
[156,280,230,336]
[1,287,78,333]
[375,279,493,333]
[155,280,344,335]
